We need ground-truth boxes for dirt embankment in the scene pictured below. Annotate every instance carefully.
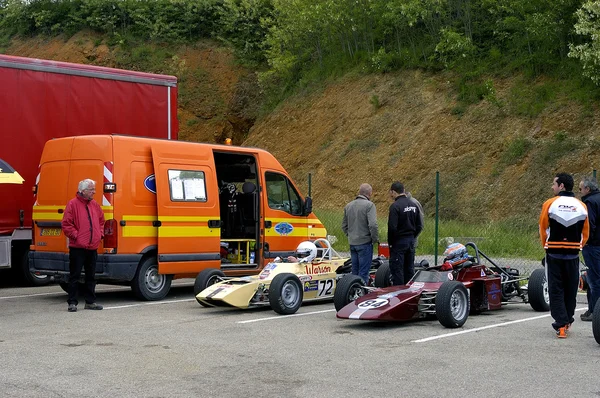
[245,71,599,221]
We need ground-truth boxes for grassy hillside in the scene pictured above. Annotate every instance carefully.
[245,70,599,224]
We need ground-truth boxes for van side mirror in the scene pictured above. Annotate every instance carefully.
[303,197,313,216]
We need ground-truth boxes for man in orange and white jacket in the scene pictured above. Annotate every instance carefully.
[539,172,589,338]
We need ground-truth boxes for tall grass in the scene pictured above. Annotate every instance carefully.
[314,209,543,260]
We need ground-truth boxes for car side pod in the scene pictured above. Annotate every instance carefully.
[593,297,600,345]
[435,281,470,328]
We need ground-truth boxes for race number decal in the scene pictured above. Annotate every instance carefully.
[317,279,334,297]
[357,298,389,309]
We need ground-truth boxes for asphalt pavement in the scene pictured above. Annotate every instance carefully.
[0,281,598,398]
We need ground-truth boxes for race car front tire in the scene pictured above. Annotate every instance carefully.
[436,281,470,328]
[528,268,550,312]
[269,273,303,315]
[194,268,226,307]
[334,274,365,312]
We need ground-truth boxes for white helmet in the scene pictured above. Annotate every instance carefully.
[295,241,317,263]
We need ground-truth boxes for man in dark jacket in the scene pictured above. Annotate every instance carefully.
[579,176,600,321]
[342,183,378,284]
[387,181,423,285]
[62,179,105,312]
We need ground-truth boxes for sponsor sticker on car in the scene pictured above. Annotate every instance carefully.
[304,280,318,292]
[357,298,389,309]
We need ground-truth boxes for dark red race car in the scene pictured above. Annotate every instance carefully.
[334,242,549,328]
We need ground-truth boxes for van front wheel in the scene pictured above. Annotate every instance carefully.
[132,257,172,301]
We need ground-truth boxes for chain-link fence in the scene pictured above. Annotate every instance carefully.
[313,170,597,277]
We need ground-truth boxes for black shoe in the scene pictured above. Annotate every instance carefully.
[84,303,103,310]
[581,310,593,321]
[68,304,77,312]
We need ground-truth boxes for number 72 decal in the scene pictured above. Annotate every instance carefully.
[317,279,334,297]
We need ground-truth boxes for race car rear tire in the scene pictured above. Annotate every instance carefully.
[593,297,600,345]
[131,256,172,301]
[374,262,391,288]
[528,268,550,312]
[334,274,365,312]
[436,281,469,328]
[194,269,226,307]
[269,273,303,315]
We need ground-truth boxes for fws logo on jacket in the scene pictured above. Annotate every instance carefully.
[403,206,417,213]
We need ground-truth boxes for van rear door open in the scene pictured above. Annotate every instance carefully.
[150,144,221,276]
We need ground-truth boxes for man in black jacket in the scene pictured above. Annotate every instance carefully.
[579,176,600,321]
[387,181,423,285]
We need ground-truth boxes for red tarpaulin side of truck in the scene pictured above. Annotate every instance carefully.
[0,54,178,235]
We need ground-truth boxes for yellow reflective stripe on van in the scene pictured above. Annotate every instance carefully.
[266,218,324,225]
[122,226,219,238]
[33,205,63,210]
[32,212,63,221]
[32,205,64,220]
[160,226,220,237]
[33,205,113,221]
[122,226,158,237]
[123,215,158,222]
[120,215,218,237]
[264,226,327,237]
[160,216,215,222]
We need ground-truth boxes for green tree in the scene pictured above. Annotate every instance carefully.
[569,0,600,83]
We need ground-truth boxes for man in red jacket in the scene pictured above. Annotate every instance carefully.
[61,179,105,312]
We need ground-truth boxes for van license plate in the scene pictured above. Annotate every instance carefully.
[40,228,61,237]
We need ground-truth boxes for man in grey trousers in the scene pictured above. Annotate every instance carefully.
[342,183,379,284]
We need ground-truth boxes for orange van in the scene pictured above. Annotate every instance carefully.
[29,135,326,300]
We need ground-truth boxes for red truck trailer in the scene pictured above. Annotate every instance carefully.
[0,54,178,285]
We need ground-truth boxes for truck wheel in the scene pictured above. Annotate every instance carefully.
[194,269,225,307]
[593,298,600,345]
[131,257,172,301]
[334,274,365,312]
[528,268,549,312]
[269,273,303,315]
[19,248,51,286]
[436,281,469,328]
[374,261,391,288]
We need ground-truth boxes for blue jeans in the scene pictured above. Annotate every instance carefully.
[350,243,373,284]
[582,245,600,313]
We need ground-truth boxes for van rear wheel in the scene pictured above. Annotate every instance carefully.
[131,257,172,301]
[18,247,51,287]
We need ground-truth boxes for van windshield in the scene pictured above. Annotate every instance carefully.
[265,172,302,215]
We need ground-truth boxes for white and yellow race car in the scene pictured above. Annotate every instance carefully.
[194,238,384,315]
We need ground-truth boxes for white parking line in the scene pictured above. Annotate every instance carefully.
[413,307,588,343]
[237,309,336,324]
[0,286,126,300]
[104,298,195,310]
[0,282,193,301]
